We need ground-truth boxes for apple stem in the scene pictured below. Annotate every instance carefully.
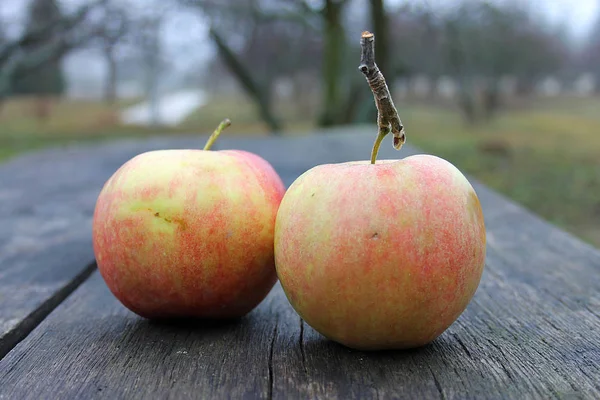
[358,31,406,164]
[203,118,232,151]
[371,129,387,165]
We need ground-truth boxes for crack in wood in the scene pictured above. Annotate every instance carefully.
[485,337,519,382]
[427,365,446,400]
[452,333,473,359]
[584,305,600,319]
[498,358,515,383]
[0,261,96,360]
[299,318,308,377]
[267,318,278,400]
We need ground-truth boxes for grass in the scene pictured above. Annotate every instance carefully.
[0,93,314,162]
[396,96,600,247]
[0,93,598,248]
[0,97,146,161]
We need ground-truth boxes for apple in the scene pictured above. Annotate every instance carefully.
[274,154,486,350]
[92,120,286,319]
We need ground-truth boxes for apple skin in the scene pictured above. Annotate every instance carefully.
[92,148,286,320]
[274,154,486,350]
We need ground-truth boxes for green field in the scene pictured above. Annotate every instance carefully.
[1,94,599,248]
[397,97,600,248]
[0,94,312,161]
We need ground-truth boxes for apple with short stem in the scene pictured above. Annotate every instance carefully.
[273,32,486,350]
[92,119,286,319]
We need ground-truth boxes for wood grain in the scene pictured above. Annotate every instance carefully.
[1,130,599,398]
[0,152,98,358]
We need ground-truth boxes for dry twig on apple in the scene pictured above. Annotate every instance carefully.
[359,31,406,164]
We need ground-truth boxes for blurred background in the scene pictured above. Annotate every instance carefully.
[0,0,598,247]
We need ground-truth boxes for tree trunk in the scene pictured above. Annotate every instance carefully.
[515,76,535,97]
[104,44,118,104]
[458,81,478,125]
[33,95,53,122]
[318,0,346,127]
[482,79,500,121]
[209,28,282,134]
[362,0,389,123]
[370,0,388,77]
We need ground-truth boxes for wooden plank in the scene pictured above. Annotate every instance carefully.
[0,240,95,359]
[0,272,276,399]
[1,132,599,398]
[0,152,99,358]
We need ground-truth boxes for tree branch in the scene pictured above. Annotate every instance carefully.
[209,26,282,133]
[0,1,101,68]
[11,28,97,84]
[359,31,405,163]
[0,2,105,96]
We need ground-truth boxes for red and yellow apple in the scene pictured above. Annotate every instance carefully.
[92,120,286,319]
[274,154,486,350]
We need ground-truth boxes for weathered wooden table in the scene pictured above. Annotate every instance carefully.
[0,128,599,399]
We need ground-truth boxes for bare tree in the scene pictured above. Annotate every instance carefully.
[180,0,363,132]
[0,0,104,98]
[180,0,323,132]
[435,1,569,122]
[316,0,352,126]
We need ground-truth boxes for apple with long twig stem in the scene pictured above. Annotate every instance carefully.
[274,32,486,350]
